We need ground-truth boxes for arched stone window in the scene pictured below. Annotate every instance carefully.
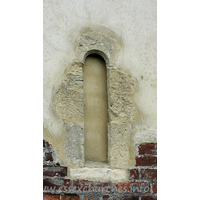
[54,27,137,181]
[83,54,109,163]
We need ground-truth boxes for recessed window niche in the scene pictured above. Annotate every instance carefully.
[83,54,108,163]
[54,28,137,179]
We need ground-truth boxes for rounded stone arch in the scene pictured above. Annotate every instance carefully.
[83,49,109,66]
[75,26,123,66]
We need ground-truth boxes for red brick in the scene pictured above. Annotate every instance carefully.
[44,152,53,162]
[61,194,79,200]
[122,195,139,200]
[73,180,91,192]
[43,178,71,191]
[43,165,67,177]
[138,144,157,155]
[94,182,111,193]
[136,156,157,166]
[116,182,132,193]
[129,169,139,180]
[152,183,157,193]
[43,140,50,148]
[43,193,60,200]
[141,169,157,180]
[102,194,110,199]
[141,196,157,200]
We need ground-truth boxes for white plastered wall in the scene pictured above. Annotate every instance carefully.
[43,0,157,180]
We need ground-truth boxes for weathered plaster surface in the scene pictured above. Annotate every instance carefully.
[44,0,157,180]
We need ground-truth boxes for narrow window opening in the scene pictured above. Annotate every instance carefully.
[83,54,108,163]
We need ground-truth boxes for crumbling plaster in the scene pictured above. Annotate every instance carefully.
[43,0,157,171]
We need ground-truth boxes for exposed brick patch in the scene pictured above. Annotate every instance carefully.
[43,193,60,200]
[138,144,157,155]
[152,183,157,193]
[44,152,53,162]
[61,194,79,200]
[43,139,58,164]
[141,196,157,200]
[43,165,67,177]
[129,169,139,180]
[141,169,157,180]
[136,156,157,167]
[102,194,110,199]
[116,182,132,193]
[83,197,93,200]
[122,195,139,200]
[43,178,71,191]
[43,141,157,199]
[73,180,91,192]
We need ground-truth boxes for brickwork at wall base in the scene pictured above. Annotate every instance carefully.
[43,140,157,200]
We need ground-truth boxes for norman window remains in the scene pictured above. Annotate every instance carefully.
[54,27,136,181]
[83,54,109,163]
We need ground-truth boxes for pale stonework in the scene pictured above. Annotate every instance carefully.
[43,0,157,182]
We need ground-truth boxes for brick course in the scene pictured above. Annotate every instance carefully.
[43,140,157,200]
[138,144,157,155]
[43,165,68,177]
[129,169,139,180]
[136,156,157,167]
[152,183,157,193]
[61,195,79,200]
[43,193,60,200]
